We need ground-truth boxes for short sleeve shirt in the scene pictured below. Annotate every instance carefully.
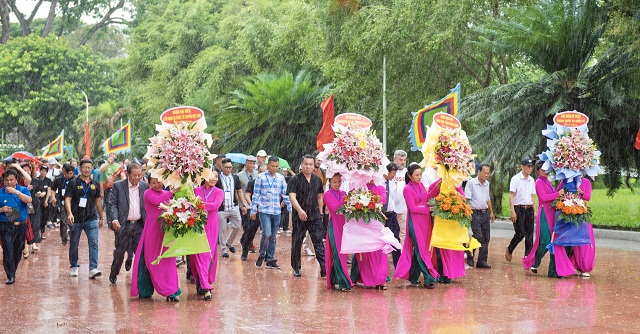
[509,172,535,205]
[65,177,101,222]
[287,173,324,221]
[464,177,490,210]
[0,185,31,222]
[52,175,75,199]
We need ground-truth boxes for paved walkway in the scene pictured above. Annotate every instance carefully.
[2,224,639,333]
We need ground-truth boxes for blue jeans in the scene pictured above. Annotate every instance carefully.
[69,218,99,270]
[259,213,280,261]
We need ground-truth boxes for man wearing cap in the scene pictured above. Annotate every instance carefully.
[256,150,268,169]
[505,158,536,262]
[238,155,259,253]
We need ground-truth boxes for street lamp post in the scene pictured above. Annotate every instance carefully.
[80,90,90,158]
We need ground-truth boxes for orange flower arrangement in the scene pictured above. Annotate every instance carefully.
[552,192,591,225]
[428,192,472,227]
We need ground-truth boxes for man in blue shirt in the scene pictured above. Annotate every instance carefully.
[0,169,32,284]
[251,156,292,269]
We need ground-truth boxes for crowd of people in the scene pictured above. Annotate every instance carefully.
[0,148,595,301]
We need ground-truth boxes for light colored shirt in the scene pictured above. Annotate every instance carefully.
[250,172,292,215]
[220,174,235,210]
[509,172,535,205]
[384,180,396,212]
[421,167,438,189]
[464,177,490,210]
[391,168,407,214]
[127,180,141,221]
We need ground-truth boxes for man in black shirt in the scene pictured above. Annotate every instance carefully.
[29,165,52,249]
[51,164,75,245]
[64,159,104,279]
[287,154,325,278]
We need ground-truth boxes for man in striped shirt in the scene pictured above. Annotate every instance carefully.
[250,156,292,269]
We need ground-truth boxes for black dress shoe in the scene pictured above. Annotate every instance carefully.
[222,252,229,258]
[293,269,302,277]
[476,263,492,269]
[227,245,236,253]
[6,277,15,285]
[465,257,474,268]
[125,259,132,271]
[320,266,326,278]
[109,275,117,284]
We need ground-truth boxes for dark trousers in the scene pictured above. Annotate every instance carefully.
[290,217,325,271]
[109,221,143,277]
[0,222,27,279]
[29,207,42,244]
[58,208,68,243]
[280,207,289,231]
[384,211,401,267]
[508,206,534,256]
[241,214,260,256]
[466,210,491,265]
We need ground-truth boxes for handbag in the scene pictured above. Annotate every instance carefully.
[6,207,22,223]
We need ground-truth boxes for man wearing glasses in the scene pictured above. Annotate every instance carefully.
[216,158,247,258]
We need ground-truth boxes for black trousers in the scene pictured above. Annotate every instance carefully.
[384,211,401,267]
[28,207,41,245]
[240,214,260,254]
[290,217,325,271]
[467,210,491,265]
[58,207,68,243]
[508,206,534,256]
[0,222,27,279]
[109,221,143,277]
[280,207,289,231]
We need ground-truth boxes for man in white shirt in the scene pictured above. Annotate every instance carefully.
[464,164,495,269]
[216,158,247,258]
[390,150,408,242]
[505,158,536,262]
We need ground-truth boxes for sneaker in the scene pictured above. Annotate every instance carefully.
[304,248,315,256]
[41,235,47,240]
[226,245,236,254]
[530,267,538,274]
[277,228,282,234]
[465,256,474,268]
[32,244,39,252]
[70,267,79,277]
[256,255,265,267]
[581,272,591,278]
[504,247,512,262]
[265,260,280,269]
[89,269,102,279]
[285,230,292,236]
[249,245,256,253]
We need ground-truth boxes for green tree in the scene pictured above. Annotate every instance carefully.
[215,69,330,165]
[0,35,118,152]
[463,0,640,195]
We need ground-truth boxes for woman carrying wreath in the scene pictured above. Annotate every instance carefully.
[569,173,595,277]
[349,180,390,290]
[394,164,439,289]
[522,161,574,277]
[131,177,181,301]
[192,172,224,300]
[323,174,353,291]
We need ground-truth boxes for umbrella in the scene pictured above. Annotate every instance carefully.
[8,151,40,164]
[225,153,248,164]
[276,157,291,170]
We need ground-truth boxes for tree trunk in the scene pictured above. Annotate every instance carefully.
[79,0,125,46]
[0,0,10,43]
[7,0,30,36]
[41,0,58,38]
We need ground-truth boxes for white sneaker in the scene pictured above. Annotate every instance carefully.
[89,269,102,279]
[285,230,292,236]
[581,272,591,277]
[277,229,282,234]
[32,244,39,251]
[70,267,79,277]
[304,248,315,256]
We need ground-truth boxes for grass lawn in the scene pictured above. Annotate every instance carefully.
[499,187,640,230]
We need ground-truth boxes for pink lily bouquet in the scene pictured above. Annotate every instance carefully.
[433,132,475,175]
[317,127,389,189]
[552,129,598,171]
[145,121,216,189]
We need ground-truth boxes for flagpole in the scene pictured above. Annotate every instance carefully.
[80,90,90,158]
[382,54,387,155]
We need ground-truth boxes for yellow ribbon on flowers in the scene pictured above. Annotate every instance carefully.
[419,123,474,194]
[430,215,481,251]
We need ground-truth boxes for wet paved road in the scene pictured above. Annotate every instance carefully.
[2,225,639,333]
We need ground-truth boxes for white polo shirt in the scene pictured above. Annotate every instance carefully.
[391,168,407,214]
[509,171,535,205]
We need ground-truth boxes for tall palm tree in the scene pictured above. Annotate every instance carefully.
[463,0,640,194]
[214,69,331,165]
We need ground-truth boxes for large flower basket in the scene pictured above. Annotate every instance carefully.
[546,213,591,254]
[430,215,481,251]
[340,218,401,254]
[152,229,210,265]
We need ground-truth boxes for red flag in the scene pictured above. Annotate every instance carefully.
[635,128,640,150]
[316,95,335,151]
[85,122,91,158]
